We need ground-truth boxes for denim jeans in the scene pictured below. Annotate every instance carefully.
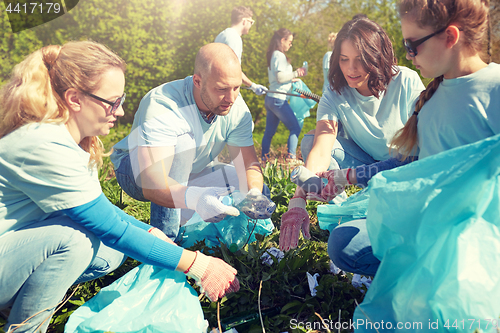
[0,216,126,333]
[301,131,379,275]
[261,96,302,158]
[327,219,380,276]
[114,136,267,240]
[300,130,377,170]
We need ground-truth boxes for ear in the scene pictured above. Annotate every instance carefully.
[64,88,82,113]
[445,25,460,49]
[192,73,202,89]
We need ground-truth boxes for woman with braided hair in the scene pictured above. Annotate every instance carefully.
[324,0,499,277]
[0,41,239,333]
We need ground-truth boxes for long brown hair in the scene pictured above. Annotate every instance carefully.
[266,28,294,67]
[329,18,398,97]
[0,41,126,167]
[391,0,490,159]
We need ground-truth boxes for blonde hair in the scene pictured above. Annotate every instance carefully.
[391,0,489,159]
[0,40,126,167]
[327,32,337,50]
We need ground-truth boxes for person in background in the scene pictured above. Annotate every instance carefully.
[0,41,239,333]
[320,0,497,277]
[110,43,273,240]
[215,6,267,96]
[279,18,425,252]
[261,28,307,163]
[322,32,337,94]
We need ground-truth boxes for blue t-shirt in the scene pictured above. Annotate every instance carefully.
[418,62,500,159]
[214,27,243,63]
[0,123,101,238]
[111,76,254,175]
[317,66,425,161]
[322,51,332,94]
[267,50,293,100]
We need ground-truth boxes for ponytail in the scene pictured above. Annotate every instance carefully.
[0,45,63,139]
[0,41,125,168]
[390,76,444,159]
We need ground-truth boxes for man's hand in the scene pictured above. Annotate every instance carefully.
[185,186,240,223]
[307,169,350,202]
[233,188,276,219]
[184,251,240,302]
[249,83,268,96]
[279,197,310,251]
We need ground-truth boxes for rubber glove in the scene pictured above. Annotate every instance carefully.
[249,83,268,96]
[232,188,276,219]
[185,186,240,223]
[306,169,350,202]
[184,251,240,302]
[279,197,310,251]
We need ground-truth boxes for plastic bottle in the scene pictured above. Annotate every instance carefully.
[291,165,323,194]
[302,61,308,75]
[220,307,281,331]
[215,195,250,252]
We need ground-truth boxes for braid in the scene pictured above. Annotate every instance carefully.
[390,76,444,159]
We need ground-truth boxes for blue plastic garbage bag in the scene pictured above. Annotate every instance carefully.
[317,188,369,232]
[289,79,316,129]
[65,264,207,333]
[179,211,274,249]
[352,133,500,332]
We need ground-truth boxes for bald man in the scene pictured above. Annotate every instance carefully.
[110,43,271,239]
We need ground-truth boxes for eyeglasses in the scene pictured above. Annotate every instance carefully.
[402,26,447,57]
[85,92,126,114]
[245,18,255,26]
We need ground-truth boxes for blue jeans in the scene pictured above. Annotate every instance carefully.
[115,138,269,240]
[300,130,377,170]
[0,216,126,333]
[328,219,380,276]
[261,96,302,158]
[301,131,379,275]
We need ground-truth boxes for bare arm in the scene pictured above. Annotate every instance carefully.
[138,146,188,209]
[241,72,252,87]
[294,120,338,198]
[227,144,264,194]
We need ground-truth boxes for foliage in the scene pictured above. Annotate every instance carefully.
[5,0,494,126]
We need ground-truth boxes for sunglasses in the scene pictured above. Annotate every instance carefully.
[402,26,447,57]
[85,92,126,114]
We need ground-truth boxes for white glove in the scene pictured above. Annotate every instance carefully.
[249,83,268,96]
[232,188,276,219]
[185,186,240,223]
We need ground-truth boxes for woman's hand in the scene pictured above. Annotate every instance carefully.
[184,251,240,301]
[279,197,311,251]
[296,67,307,77]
